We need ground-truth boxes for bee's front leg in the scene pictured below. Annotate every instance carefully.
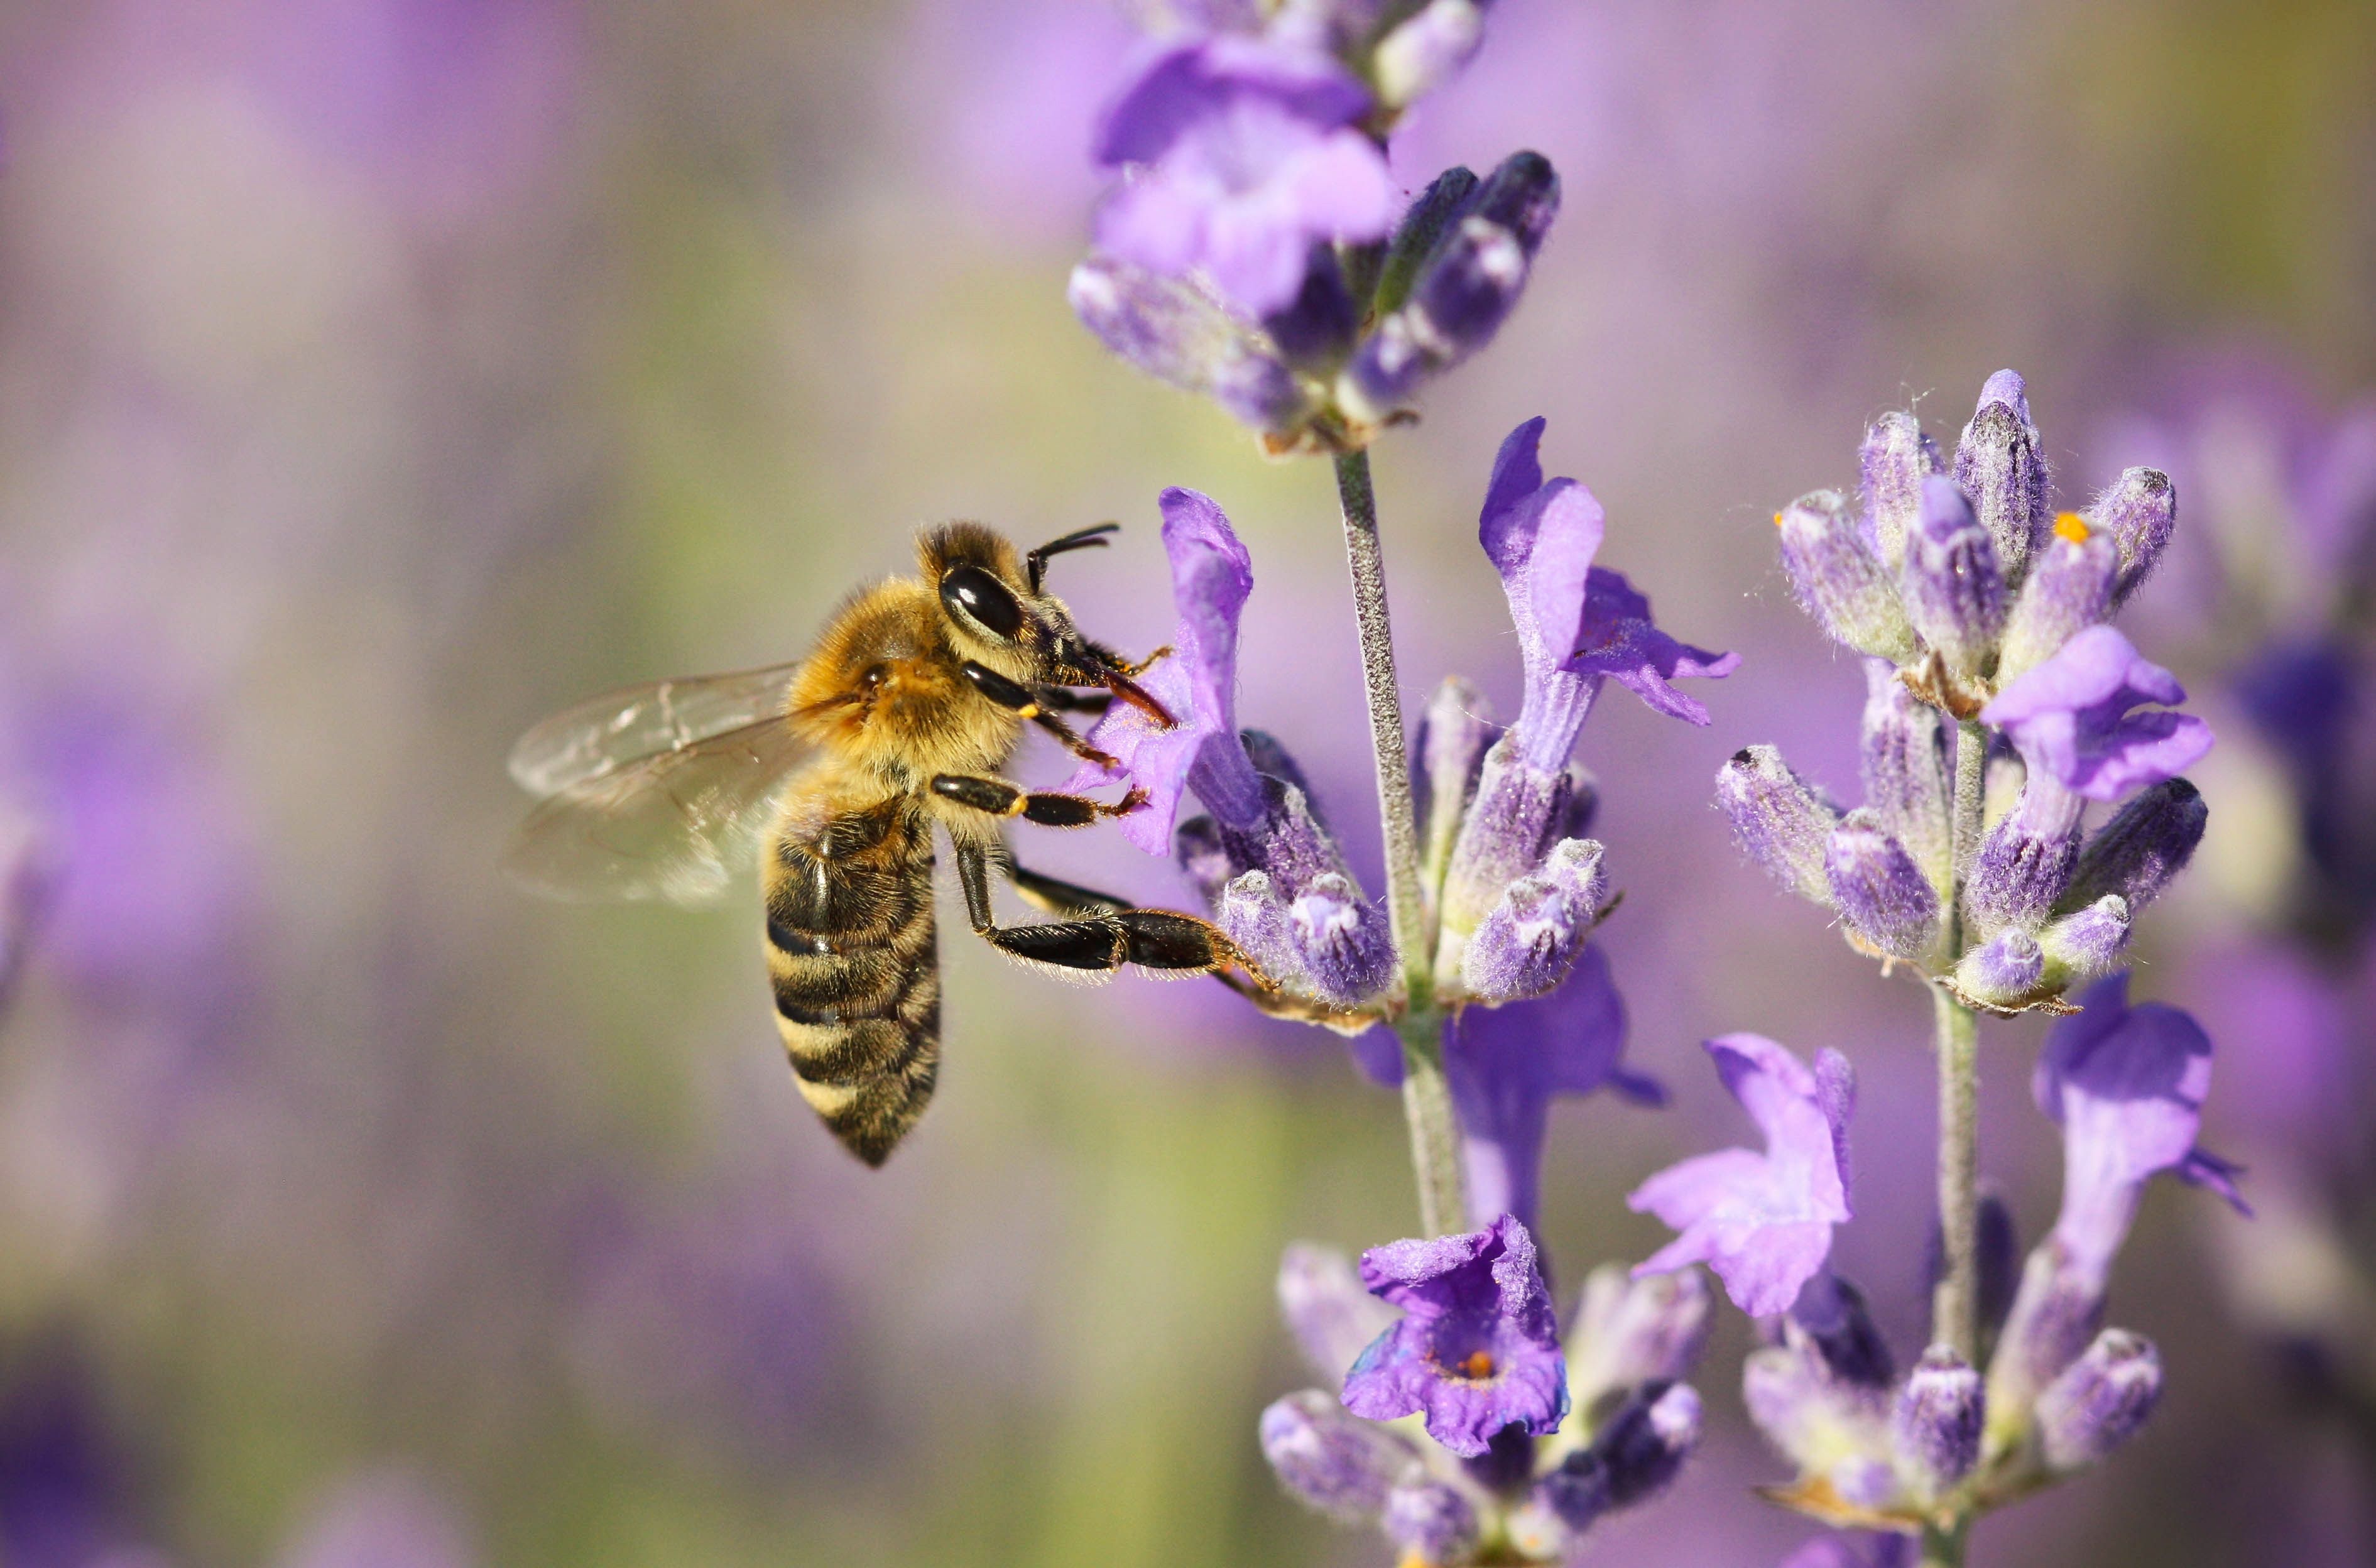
[957,663,1120,768]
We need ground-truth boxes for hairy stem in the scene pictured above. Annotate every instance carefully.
[1921,1516,1970,1568]
[1334,447,1466,1236]
[1932,717,1988,1364]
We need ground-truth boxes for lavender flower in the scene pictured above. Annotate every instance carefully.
[1066,488,1393,1005]
[1824,808,1939,961]
[1259,1390,1422,1518]
[1716,746,1841,908]
[1437,419,1733,973]
[1952,369,2050,584]
[1891,1348,1983,1499]
[1858,411,1944,571]
[1092,36,1399,317]
[1630,1035,1855,1317]
[1996,513,2117,684]
[1981,626,2213,805]
[1067,257,1312,435]
[1444,945,1663,1232]
[2031,1329,2162,1475]
[1898,476,2006,679]
[1775,491,1917,663]
[1342,1214,1569,1457]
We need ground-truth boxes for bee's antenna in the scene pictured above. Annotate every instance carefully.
[1027,521,1122,594]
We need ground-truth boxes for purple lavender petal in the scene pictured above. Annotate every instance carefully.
[1629,1037,1855,1317]
[1981,625,2213,803]
[1564,568,1739,726]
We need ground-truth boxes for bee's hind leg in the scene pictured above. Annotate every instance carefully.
[932,771,1144,827]
[956,846,1265,984]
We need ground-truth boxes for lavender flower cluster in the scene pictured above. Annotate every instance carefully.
[1069,0,1556,452]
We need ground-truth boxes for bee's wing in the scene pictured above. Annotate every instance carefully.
[507,663,805,797]
[504,714,812,908]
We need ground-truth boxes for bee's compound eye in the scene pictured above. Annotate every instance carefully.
[940,565,1025,641]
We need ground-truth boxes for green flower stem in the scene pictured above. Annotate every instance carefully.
[1333,447,1467,1238]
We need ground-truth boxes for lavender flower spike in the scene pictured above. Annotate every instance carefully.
[1630,1035,1856,1317]
[1093,36,1399,317]
[1066,489,1392,1004]
[1981,626,2214,803]
[1343,1214,1570,1457]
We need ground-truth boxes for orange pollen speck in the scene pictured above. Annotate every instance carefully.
[2054,511,2091,543]
[1457,1350,1497,1380]
[1772,509,1786,528]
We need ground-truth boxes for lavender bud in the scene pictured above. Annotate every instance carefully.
[1825,808,1941,960]
[1068,257,1312,435]
[1892,1348,1983,1498]
[1953,928,2044,1009]
[1986,1239,2106,1447]
[1966,795,2080,938]
[1953,369,2049,584]
[1777,491,1919,663]
[2060,778,2205,915]
[1440,738,1579,941]
[1860,410,1946,569]
[1374,0,1485,108]
[1382,1478,1480,1564]
[1259,248,1360,374]
[1240,731,1322,812]
[2090,467,2178,606]
[1373,166,1481,317]
[1290,873,1397,1006]
[1278,1242,1398,1380]
[1997,514,2117,683]
[1341,152,1559,422]
[1523,1452,1610,1543]
[1743,1340,1887,1473]
[1717,746,1841,907]
[1566,1265,1714,1413]
[2034,1329,2163,1474]
[2037,896,2130,988]
[1218,871,1300,985]
[1900,476,2008,677]
[1791,1273,1896,1390]
[1259,1390,1414,1520]
[1414,676,1500,885]
[1860,660,1953,892]
[1460,838,1606,1003]
[1929,1192,2020,1351]
[1595,1381,1703,1508]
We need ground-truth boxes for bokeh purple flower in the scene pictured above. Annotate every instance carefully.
[1630,1035,1855,1317]
[1093,37,1398,317]
[1343,1214,1568,1457]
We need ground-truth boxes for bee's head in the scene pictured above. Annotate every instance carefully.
[920,522,1171,722]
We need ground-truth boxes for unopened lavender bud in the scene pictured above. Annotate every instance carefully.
[2037,896,2130,988]
[1953,369,2049,584]
[1382,1478,1480,1564]
[1460,838,1605,1003]
[1290,872,1396,1005]
[1953,928,2044,1008]
[2090,467,2177,606]
[1791,1273,1896,1390]
[1440,738,1583,941]
[1068,257,1311,435]
[1278,1243,1398,1380]
[1343,153,1558,422]
[1567,1265,1713,1412]
[1892,1348,1983,1498]
[1414,676,1500,883]
[1219,871,1300,984]
[1860,410,1946,569]
[1259,1390,1413,1519]
[1775,491,1918,662]
[1373,0,1485,109]
[1997,513,2117,683]
[1826,809,1940,959]
[1860,660,1953,891]
[1717,746,1840,906]
[1254,259,1354,379]
[1373,165,1480,317]
[1966,788,2081,937]
[1596,1381,1702,1508]
[1986,1239,2106,1446]
[2060,778,2204,915]
[2034,1329,2162,1474]
[1900,476,2007,677]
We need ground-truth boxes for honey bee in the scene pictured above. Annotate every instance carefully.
[507,522,1267,1165]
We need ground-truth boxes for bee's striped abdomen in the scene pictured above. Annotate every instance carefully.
[763,798,940,1166]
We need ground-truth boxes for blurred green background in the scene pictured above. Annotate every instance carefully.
[0,1,2370,1564]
